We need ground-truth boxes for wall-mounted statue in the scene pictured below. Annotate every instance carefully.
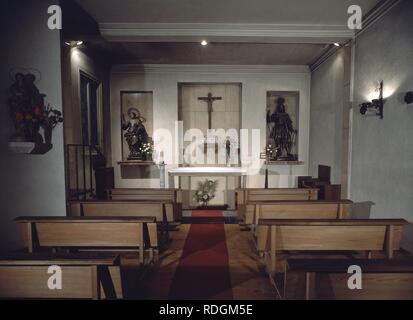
[266,97,298,161]
[121,107,149,160]
[8,71,63,146]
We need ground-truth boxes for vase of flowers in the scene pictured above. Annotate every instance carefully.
[194,179,218,207]
[139,142,153,161]
[265,144,276,159]
[42,105,63,145]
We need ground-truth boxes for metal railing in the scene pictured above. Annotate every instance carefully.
[66,144,105,200]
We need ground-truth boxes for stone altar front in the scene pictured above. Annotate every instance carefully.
[168,167,247,209]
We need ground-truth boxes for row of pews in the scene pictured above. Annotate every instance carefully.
[0,188,183,299]
[235,187,413,300]
[2,186,412,300]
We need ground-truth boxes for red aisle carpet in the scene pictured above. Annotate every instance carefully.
[169,211,233,300]
[191,210,224,218]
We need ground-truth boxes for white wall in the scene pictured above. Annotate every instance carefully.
[309,50,345,183]
[0,0,66,252]
[110,65,311,189]
[351,0,413,252]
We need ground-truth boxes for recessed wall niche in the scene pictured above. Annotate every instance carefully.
[120,91,154,162]
[266,91,299,160]
[178,83,241,166]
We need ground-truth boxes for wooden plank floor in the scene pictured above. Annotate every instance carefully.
[225,225,275,299]
[143,224,274,299]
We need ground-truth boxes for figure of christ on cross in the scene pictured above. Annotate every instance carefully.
[198,92,222,130]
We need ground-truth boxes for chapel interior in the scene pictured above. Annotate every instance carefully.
[1,0,413,300]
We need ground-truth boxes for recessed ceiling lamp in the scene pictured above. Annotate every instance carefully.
[201,40,208,46]
[65,40,84,47]
[334,43,341,47]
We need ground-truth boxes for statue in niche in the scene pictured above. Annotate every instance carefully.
[266,97,298,161]
[122,107,149,160]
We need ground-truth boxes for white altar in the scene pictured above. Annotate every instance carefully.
[168,167,248,209]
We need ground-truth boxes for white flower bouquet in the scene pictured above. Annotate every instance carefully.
[193,179,218,206]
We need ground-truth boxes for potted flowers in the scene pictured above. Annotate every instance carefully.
[139,142,153,161]
[194,179,218,207]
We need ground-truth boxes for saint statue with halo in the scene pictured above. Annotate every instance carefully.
[122,107,149,160]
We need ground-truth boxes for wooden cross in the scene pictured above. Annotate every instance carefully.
[198,92,222,130]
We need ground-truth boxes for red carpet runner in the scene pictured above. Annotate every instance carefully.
[169,211,233,300]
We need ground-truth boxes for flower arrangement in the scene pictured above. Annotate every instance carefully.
[13,104,63,144]
[265,144,277,159]
[139,142,153,161]
[194,179,218,206]
[139,142,153,155]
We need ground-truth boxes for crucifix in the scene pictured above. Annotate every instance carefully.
[198,92,222,129]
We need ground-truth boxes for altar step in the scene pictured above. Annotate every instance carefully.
[181,210,238,224]
[182,217,239,224]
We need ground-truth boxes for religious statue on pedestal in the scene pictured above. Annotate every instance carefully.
[121,107,149,160]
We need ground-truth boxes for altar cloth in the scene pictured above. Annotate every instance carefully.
[168,167,247,188]
[168,167,247,176]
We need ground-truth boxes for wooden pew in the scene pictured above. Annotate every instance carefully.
[69,200,174,223]
[247,200,353,227]
[282,258,413,300]
[69,200,173,245]
[107,188,183,220]
[236,188,319,221]
[15,216,157,265]
[0,253,122,299]
[257,219,407,277]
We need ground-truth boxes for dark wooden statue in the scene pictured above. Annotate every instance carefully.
[121,107,149,160]
[266,97,297,160]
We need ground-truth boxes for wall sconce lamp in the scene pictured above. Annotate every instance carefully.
[404,91,413,104]
[359,80,385,119]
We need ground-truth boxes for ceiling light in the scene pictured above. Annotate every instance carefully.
[65,40,84,48]
[201,40,208,46]
[334,43,340,47]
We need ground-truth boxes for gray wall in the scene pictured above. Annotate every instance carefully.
[309,49,346,184]
[351,0,413,252]
[0,0,66,252]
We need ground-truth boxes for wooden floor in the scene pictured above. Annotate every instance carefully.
[143,224,275,299]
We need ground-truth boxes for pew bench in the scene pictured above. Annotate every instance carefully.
[69,200,174,222]
[69,200,174,244]
[0,253,122,299]
[236,188,319,221]
[106,188,183,220]
[257,219,407,277]
[247,200,353,232]
[282,258,413,300]
[15,216,157,265]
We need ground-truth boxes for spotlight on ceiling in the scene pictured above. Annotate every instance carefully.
[65,40,84,48]
[334,43,341,47]
[201,40,208,46]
